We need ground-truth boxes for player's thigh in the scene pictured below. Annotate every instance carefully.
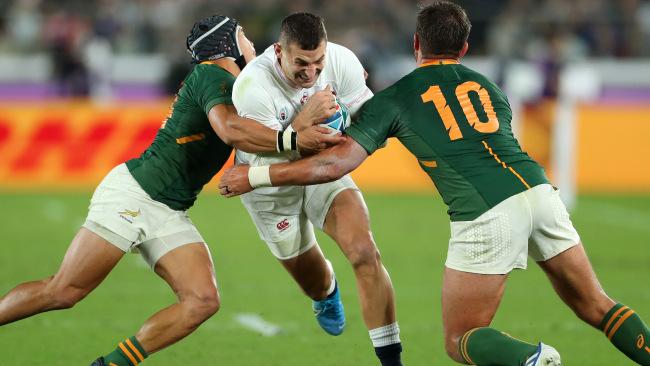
[304,174,361,231]
[527,184,579,263]
[446,192,532,275]
[153,242,218,301]
[321,188,374,250]
[241,192,316,260]
[52,227,124,293]
[442,267,508,339]
[137,209,207,269]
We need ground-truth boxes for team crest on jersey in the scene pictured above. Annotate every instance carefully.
[300,91,309,105]
[278,106,288,122]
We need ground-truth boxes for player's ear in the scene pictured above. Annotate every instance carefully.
[459,42,469,58]
[413,33,420,53]
[274,43,282,59]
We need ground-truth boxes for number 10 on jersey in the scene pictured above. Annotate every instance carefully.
[420,81,499,141]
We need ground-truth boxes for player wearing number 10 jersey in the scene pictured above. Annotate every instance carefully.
[219,2,650,366]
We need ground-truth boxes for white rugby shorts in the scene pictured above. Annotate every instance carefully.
[83,164,205,268]
[445,183,580,274]
[241,175,358,259]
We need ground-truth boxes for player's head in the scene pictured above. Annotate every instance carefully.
[275,12,328,88]
[186,15,256,69]
[414,1,471,62]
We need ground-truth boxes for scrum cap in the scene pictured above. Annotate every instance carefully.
[186,15,246,68]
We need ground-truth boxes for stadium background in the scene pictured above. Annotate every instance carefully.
[0,0,648,365]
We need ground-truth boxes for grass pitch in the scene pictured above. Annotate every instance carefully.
[0,191,648,365]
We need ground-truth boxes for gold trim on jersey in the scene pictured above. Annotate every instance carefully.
[420,160,437,168]
[176,133,206,144]
[419,59,460,68]
[482,140,531,189]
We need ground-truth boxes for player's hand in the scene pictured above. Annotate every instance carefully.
[297,125,346,156]
[292,85,337,131]
[218,165,253,197]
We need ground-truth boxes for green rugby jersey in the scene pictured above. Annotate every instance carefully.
[126,63,234,210]
[346,60,549,221]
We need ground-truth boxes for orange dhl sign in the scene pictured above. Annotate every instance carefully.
[0,101,171,189]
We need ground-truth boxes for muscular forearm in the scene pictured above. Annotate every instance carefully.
[225,117,278,153]
[271,155,344,186]
[269,137,365,186]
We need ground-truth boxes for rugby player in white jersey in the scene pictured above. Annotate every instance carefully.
[230,12,403,366]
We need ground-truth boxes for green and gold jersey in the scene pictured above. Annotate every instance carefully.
[126,63,235,211]
[346,60,549,221]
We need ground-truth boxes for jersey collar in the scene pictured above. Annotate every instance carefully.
[418,59,460,68]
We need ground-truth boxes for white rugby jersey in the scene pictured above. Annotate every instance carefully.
[232,42,373,168]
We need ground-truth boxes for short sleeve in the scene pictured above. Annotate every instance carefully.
[345,91,399,155]
[232,74,283,130]
[191,65,236,115]
[330,44,373,116]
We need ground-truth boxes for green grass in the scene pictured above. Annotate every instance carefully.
[0,191,648,365]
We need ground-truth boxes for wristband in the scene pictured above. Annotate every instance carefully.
[276,130,283,152]
[248,165,272,188]
[276,125,297,152]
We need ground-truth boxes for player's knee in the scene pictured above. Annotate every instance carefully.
[184,288,221,324]
[345,236,381,274]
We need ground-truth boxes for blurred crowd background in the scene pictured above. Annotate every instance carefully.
[1,0,649,97]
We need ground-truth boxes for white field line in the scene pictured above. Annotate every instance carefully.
[234,313,283,337]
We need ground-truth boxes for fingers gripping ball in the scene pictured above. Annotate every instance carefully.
[320,98,350,135]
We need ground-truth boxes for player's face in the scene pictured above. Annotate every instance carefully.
[237,27,256,64]
[276,40,326,88]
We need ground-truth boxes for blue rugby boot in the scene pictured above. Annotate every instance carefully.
[89,357,107,366]
[312,281,345,336]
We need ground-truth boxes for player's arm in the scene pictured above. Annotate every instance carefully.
[218,136,368,197]
[208,104,276,152]
[208,102,344,154]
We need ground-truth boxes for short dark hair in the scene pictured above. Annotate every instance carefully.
[279,12,327,50]
[416,1,472,57]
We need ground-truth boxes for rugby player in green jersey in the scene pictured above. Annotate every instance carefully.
[219,3,650,366]
[0,15,343,366]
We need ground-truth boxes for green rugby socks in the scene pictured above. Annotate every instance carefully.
[103,336,148,366]
[600,303,650,365]
[460,327,537,365]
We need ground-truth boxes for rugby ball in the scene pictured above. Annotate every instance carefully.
[320,98,350,134]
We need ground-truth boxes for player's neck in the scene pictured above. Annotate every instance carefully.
[201,59,241,76]
[418,55,460,67]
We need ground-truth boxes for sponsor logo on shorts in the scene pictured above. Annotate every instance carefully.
[276,219,290,232]
[118,209,141,223]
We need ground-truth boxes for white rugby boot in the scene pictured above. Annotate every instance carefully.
[524,342,562,366]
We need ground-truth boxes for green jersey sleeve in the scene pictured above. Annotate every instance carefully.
[345,89,399,154]
[191,64,236,115]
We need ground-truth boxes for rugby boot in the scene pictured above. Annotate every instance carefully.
[89,357,106,366]
[312,281,345,335]
[524,342,562,366]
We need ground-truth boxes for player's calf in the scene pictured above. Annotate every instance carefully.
[599,303,650,365]
[456,327,554,366]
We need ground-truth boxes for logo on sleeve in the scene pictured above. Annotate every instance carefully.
[278,106,288,123]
